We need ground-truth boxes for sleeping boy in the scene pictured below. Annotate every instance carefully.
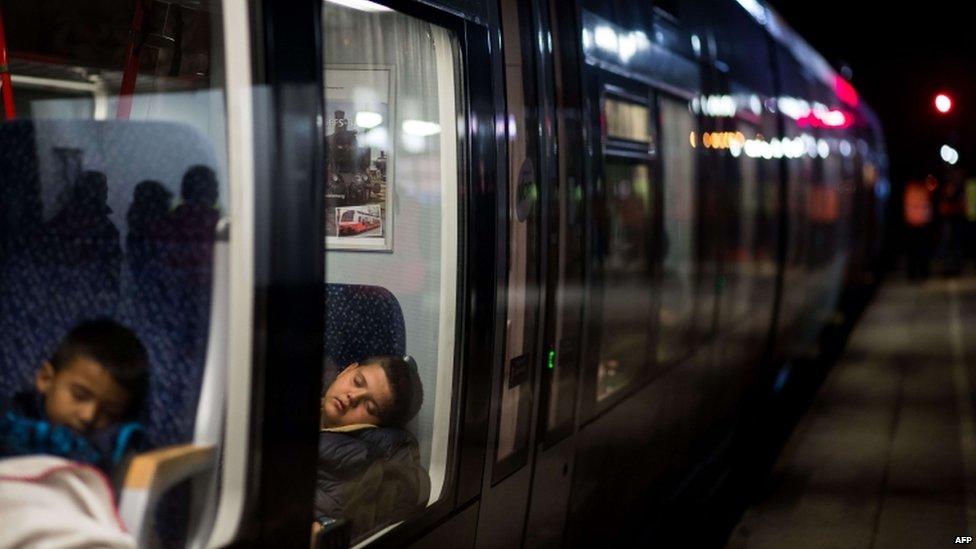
[0,319,149,475]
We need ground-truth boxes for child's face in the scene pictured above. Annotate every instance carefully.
[35,356,132,434]
[320,362,393,428]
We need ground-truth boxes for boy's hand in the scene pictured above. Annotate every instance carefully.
[310,521,322,548]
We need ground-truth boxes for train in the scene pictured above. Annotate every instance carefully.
[0,0,888,547]
[337,207,383,236]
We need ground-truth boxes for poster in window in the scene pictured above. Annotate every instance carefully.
[324,66,394,251]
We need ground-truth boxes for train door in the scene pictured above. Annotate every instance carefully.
[523,0,590,545]
[473,0,561,546]
[566,6,671,543]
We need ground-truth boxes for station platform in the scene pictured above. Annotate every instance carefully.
[727,276,976,548]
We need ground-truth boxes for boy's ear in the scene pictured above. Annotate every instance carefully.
[35,361,55,394]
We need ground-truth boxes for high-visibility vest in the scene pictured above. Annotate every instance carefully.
[966,178,976,221]
[904,181,931,227]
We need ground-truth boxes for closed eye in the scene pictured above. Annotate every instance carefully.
[70,385,93,401]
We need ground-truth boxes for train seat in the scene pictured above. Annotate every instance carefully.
[324,282,406,368]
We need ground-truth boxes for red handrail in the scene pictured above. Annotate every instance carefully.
[0,5,16,120]
[117,0,146,120]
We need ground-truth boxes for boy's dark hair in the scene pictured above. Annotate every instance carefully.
[50,319,149,419]
[366,355,423,427]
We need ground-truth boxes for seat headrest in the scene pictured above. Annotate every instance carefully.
[324,283,405,367]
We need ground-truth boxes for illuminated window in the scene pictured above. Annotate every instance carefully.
[322,1,461,541]
[605,97,653,144]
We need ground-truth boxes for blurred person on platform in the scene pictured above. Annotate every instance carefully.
[937,168,966,276]
[963,176,976,264]
[904,177,935,281]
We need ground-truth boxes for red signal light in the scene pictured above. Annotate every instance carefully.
[935,93,953,114]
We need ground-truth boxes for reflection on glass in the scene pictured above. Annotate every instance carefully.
[658,97,696,364]
[597,162,652,401]
[721,121,759,329]
[782,123,812,330]
[0,0,227,491]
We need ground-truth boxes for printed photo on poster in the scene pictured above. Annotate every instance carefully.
[324,65,394,251]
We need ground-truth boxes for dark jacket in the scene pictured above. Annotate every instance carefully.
[315,424,430,540]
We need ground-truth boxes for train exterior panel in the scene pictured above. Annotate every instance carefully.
[0,0,888,547]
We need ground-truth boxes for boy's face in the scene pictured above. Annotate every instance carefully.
[320,362,393,428]
[35,356,131,434]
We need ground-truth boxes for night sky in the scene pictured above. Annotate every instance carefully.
[765,1,976,186]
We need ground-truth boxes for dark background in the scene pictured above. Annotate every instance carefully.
[765,1,976,187]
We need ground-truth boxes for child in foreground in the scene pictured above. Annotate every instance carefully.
[0,318,149,475]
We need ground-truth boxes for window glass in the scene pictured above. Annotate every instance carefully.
[753,114,781,325]
[808,138,845,312]
[0,1,228,546]
[597,161,653,401]
[605,97,653,144]
[806,149,829,269]
[657,96,696,365]
[717,111,779,353]
[721,120,759,329]
[321,0,460,540]
[781,123,813,330]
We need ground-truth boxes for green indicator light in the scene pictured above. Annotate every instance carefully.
[547,349,556,370]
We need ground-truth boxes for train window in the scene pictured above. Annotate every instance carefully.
[720,120,760,331]
[605,97,654,145]
[321,0,460,539]
[837,136,857,250]
[808,138,845,315]
[657,95,697,365]
[715,110,779,356]
[0,1,231,546]
[754,115,781,319]
[596,160,654,401]
[781,125,813,332]
[806,152,829,269]
[775,45,815,337]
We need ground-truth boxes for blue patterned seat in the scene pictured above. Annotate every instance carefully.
[324,283,405,368]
